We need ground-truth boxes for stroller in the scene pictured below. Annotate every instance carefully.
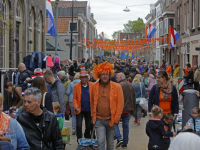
[76,127,98,150]
[177,114,200,136]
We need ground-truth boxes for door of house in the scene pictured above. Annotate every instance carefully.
[192,55,198,66]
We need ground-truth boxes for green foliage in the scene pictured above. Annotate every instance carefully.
[111,30,121,39]
[123,18,145,33]
[155,60,159,65]
[0,12,15,35]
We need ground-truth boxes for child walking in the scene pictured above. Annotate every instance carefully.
[187,107,200,132]
[53,102,64,131]
[163,113,174,150]
[146,105,176,150]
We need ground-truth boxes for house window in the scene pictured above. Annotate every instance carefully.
[166,0,169,7]
[169,18,174,28]
[70,22,78,32]
[16,1,20,18]
[187,2,189,29]
[163,19,168,34]
[199,0,200,26]
[192,0,195,28]
[184,4,187,31]
[159,21,163,36]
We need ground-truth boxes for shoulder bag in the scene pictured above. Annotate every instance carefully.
[139,83,148,111]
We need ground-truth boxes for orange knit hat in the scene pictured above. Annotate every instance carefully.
[175,63,179,66]
[93,62,114,80]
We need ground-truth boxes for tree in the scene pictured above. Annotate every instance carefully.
[123,18,145,33]
[111,30,121,39]
[0,12,15,35]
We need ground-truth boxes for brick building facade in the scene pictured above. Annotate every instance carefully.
[0,0,46,68]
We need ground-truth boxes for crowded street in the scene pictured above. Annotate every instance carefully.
[1,0,200,150]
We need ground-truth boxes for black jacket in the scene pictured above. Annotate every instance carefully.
[129,67,139,76]
[146,120,173,150]
[18,70,31,91]
[184,68,194,84]
[17,106,64,150]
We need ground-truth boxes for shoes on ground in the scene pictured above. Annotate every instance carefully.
[72,130,76,135]
[116,140,123,148]
[137,121,140,126]
[133,120,137,124]
[121,144,127,149]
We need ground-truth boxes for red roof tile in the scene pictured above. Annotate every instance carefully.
[46,17,78,33]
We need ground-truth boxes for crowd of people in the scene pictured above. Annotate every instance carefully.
[0,56,200,150]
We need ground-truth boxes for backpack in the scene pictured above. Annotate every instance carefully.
[152,84,174,104]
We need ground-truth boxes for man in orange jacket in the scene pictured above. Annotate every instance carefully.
[73,70,93,141]
[91,62,124,150]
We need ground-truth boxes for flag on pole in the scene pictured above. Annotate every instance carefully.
[170,27,180,49]
[147,23,157,40]
[168,27,180,52]
[99,32,104,41]
[46,0,55,36]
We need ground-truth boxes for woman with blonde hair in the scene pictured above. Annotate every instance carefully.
[132,74,146,125]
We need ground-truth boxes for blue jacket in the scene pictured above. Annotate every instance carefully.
[138,65,143,74]
[5,118,29,150]
[0,141,15,150]
[132,82,146,98]
[148,84,179,115]
[66,79,81,103]
[188,117,200,131]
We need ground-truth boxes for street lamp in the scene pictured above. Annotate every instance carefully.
[55,0,59,55]
[70,0,75,61]
[123,6,130,12]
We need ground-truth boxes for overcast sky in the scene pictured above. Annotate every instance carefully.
[52,0,158,39]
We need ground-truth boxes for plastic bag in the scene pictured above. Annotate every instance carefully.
[61,121,71,144]
[139,98,148,111]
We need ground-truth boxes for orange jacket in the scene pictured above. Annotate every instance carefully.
[73,81,93,114]
[166,66,172,74]
[184,68,189,76]
[91,81,124,127]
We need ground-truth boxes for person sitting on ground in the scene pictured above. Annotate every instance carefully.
[187,107,200,132]
[0,93,29,150]
[53,102,64,131]
[146,105,176,150]
[5,82,24,110]
[17,87,63,149]
[163,113,174,150]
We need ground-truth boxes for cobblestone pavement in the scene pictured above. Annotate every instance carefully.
[65,116,149,150]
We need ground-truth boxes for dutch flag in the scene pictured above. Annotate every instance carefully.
[99,32,104,41]
[147,24,157,40]
[46,0,55,37]
[170,27,180,49]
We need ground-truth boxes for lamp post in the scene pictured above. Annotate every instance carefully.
[55,0,59,55]
[70,0,74,60]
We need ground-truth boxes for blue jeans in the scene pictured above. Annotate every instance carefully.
[115,113,131,145]
[94,119,116,150]
[69,102,76,131]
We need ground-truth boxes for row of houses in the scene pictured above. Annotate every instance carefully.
[146,0,200,76]
[0,0,97,68]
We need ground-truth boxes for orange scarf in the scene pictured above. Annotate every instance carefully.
[159,82,172,100]
[0,112,11,136]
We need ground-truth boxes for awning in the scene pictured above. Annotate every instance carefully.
[46,41,65,51]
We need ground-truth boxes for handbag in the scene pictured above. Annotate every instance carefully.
[43,92,47,106]
[139,83,148,111]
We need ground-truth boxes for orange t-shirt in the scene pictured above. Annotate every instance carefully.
[159,90,172,114]
[166,66,172,74]
[185,68,189,76]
